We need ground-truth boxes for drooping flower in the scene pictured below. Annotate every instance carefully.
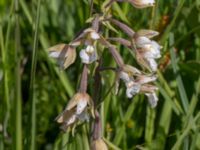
[135,37,161,59]
[118,65,142,98]
[117,64,158,107]
[56,92,94,131]
[134,30,162,72]
[48,44,77,69]
[73,28,100,64]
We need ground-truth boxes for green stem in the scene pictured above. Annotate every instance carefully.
[0,21,6,150]
[29,0,41,149]
[14,0,23,149]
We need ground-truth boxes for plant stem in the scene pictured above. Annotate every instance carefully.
[14,0,23,149]
[79,65,88,93]
[29,0,41,149]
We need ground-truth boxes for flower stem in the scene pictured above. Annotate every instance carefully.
[92,110,102,140]
[79,65,88,93]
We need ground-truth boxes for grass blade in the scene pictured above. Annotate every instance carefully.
[29,0,41,149]
[169,33,189,113]
[14,0,23,149]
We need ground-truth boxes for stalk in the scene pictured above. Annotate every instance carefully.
[29,0,41,149]
[0,20,6,150]
[14,0,22,149]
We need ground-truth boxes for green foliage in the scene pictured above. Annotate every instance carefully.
[0,0,200,149]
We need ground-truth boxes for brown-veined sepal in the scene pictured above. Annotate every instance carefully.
[48,43,76,69]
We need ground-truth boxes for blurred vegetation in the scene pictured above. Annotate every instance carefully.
[1,0,200,149]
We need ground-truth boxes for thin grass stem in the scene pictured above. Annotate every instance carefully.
[29,0,41,149]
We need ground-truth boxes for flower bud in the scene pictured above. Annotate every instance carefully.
[91,138,108,150]
[129,0,155,8]
[136,29,159,38]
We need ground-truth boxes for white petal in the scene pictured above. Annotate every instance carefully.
[89,50,98,63]
[132,0,155,8]
[76,100,87,114]
[80,49,90,64]
[151,41,161,50]
[90,31,100,40]
[141,0,155,5]
[146,58,157,72]
[136,36,151,48]
[119,71,130,83]
[85,45,95,53]
[126,82,141,98]
[150,41,161,58]
[49,51,60,58]
[79,46,98,64]
[145,92,158,108]
[142,41,161,59]
[143,50,160,59]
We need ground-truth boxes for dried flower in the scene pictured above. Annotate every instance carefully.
[56,92,94,131]
[91,138,108,150]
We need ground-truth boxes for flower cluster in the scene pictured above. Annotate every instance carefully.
[134,30,162,72]
[118,65,158,107]
[48,0,161,148]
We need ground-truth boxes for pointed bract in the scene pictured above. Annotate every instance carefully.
[137,29,159,38]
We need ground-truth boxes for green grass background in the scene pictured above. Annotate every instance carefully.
[0,0,200,149]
